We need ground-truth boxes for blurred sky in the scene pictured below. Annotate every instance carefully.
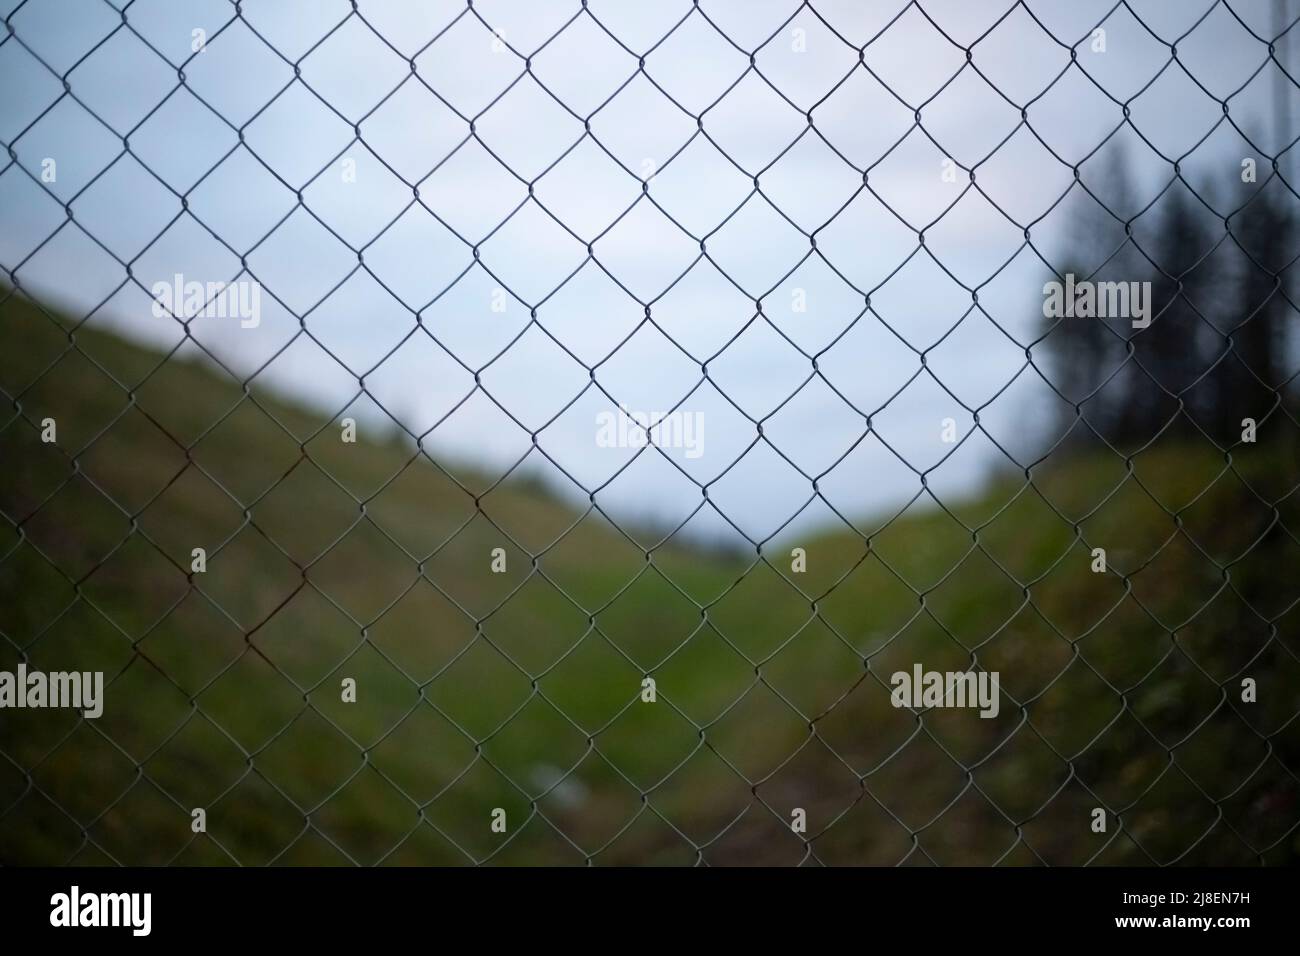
[1,0,1296,544]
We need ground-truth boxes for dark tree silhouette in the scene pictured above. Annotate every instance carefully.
[1043,150,1294,454]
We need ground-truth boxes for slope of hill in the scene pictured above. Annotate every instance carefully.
[2,291,1298,865]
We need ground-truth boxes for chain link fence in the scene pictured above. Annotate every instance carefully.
[1,0,1299,865]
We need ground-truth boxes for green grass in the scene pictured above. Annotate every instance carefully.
[2,291,1298,865]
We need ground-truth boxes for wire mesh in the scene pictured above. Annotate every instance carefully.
[1,0,1299,866]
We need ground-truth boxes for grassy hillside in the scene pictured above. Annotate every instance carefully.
[2,291,1298,865]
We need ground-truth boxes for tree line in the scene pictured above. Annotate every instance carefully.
[1041,147,1295,453]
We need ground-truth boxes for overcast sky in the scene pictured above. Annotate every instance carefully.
[1,0,1295,543]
